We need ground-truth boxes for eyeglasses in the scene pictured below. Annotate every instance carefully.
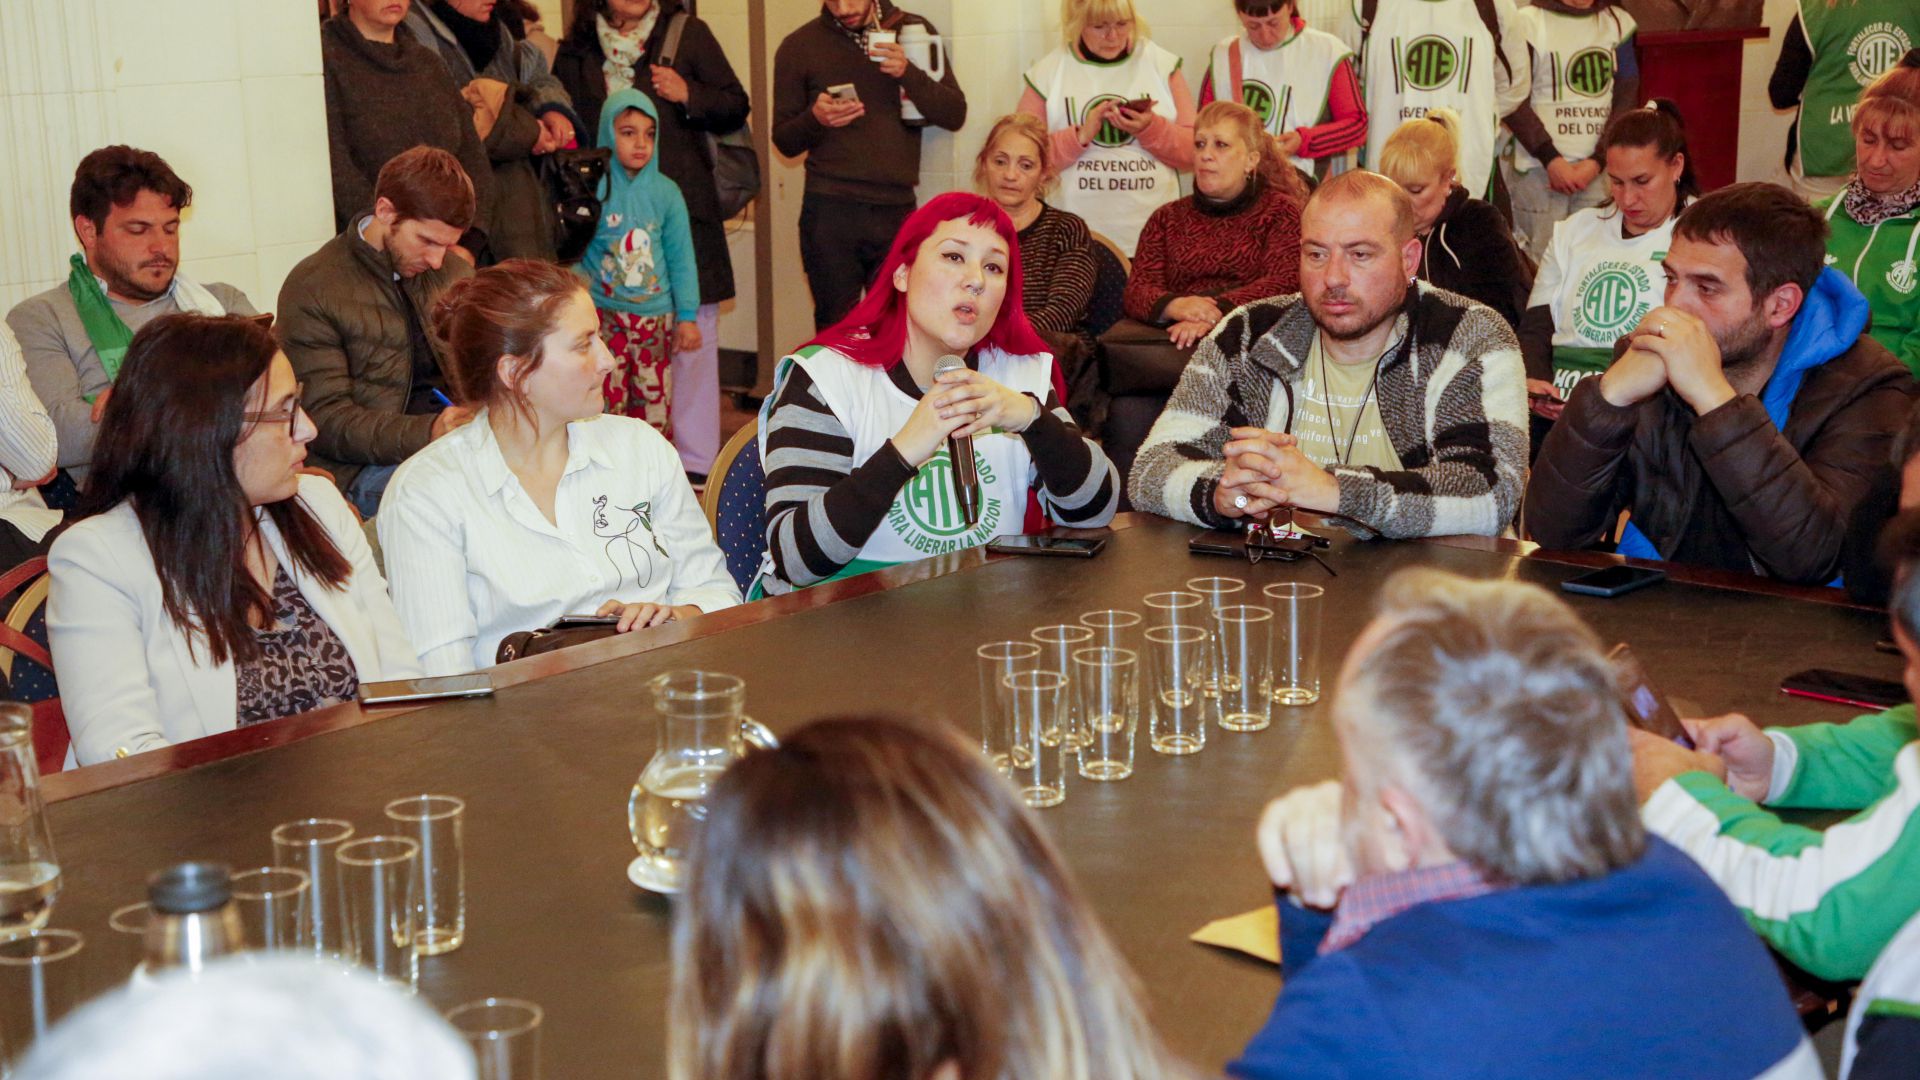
[244,383,306,438]
[1243,506,1379,573]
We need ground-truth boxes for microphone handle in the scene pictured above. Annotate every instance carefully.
[947,433,980,526]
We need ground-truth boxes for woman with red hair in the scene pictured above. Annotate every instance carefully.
[756,193,1118,594]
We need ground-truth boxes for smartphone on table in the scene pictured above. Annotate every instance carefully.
[1561,565,1666,598]
[985,536,1108,559]
[1607,644,1693,747]
[358,673,496,706]
[1780,669,1909,710]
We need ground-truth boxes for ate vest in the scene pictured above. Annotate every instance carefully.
[1206,28,1354,173]
[1508,6,1636,172]
[1794,0,1919,180]
[757,346,1053,580]
[1822,194,1920,378]
[1025,42,1183,257]
[1528,206,1675,392]
[1362,0,1508,198]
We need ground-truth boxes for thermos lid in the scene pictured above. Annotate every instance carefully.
[146,862,233,915]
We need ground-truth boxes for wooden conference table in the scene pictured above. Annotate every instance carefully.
[39,516,1900,1076]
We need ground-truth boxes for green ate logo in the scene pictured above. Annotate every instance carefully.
[1849,24,1913,87]
[1575,264,1651,338]
[899,448,992,537]
[1241,79,1289,130]
[1402,35,1458,91]
[1083,94,1134,149]
[1565,47,1613,98]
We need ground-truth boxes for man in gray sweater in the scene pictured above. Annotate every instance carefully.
[5,147,255,489]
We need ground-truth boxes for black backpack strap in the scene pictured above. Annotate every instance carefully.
[1474,0,1515,79]
[657,12,691,69]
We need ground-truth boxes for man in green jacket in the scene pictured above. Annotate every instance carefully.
[1632,524,1920,982]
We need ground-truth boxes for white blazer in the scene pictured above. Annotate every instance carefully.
[48,475,423,765]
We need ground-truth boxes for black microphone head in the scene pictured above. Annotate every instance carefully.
[933,354,966,376]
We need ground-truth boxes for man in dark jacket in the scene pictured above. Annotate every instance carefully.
[278,148,478,519]
[1526,182,1915,585]
[774,0,967,330]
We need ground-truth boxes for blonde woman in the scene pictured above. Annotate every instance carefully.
[668,716,1190,1080]
[1819,51,1920,378]
[1770,0,1920,200]
[1379,110,1531,331]
[1018,0,1196,256]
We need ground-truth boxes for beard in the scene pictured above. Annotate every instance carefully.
[1711,305,1776,378]
[1308,286,1403,344]
[95,248,173,303]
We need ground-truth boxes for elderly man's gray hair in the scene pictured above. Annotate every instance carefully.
[14,956,475,1080]
[1338,568,1645,885]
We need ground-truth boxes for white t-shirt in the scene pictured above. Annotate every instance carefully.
[1527,204,1676,391]
[1284,332,1404,472]
[1509,5,1635,172]
[378,412,742,674]
[1361,0,1530,199]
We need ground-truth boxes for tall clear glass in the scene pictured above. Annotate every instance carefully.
[384,795,466,957]
[1142,590,1205,630]
[0,703,60,939]
[271,817,355,959]
[1030,624,1095,749]
[1185,576,1247,700]
[1078,609,1143,653]
[1003,670,1069,808]
[1214,604,1275,732]
[0,929,83,1067]
[230,867,311,952]
[1074,647,1139,781]
[448,998,543,1080]
[975,641,1041,773]
[335,836,418,987]
[1263,583,1326,706]
[629,671,774,894]
[1146,624,1210,755]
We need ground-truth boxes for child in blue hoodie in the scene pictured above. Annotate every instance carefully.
[578,88,701,436]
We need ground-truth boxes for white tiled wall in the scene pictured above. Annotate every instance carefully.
[0,0,334,318]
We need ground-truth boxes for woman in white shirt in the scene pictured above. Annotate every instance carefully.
[379,259,739,675]
[0,322,59,574]
[48,314,421,765]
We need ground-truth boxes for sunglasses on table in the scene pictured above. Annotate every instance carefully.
[1243,506,1380,573]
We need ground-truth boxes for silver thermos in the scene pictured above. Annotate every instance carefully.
[141,862,243,975]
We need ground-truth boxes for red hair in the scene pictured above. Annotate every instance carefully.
[807,193,1060,397]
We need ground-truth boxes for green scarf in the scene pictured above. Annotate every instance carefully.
[65,253,134,385]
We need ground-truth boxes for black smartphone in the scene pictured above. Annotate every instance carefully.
[1608,643,1693,747]
[1780,669,1909,710]
[357,673,496,706]
[985,535,1108,558]
[1560,565,1667,598]
[1120,96,1155,112]
[554,614,621,628]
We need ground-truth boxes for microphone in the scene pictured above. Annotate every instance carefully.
[933,354,981,527]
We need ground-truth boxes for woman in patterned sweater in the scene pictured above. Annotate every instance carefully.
[1124,101,1305,350]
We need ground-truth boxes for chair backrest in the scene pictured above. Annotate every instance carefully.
[701,419,768,596]
[0,558,69,775]
[1084,230,1131,340]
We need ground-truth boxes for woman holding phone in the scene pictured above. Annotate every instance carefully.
[1018,0,1196,256]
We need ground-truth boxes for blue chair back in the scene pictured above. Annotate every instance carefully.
[702,420,768,595]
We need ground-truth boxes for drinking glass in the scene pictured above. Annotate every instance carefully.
[1078,609,1143,653]
[1142,589,1205,629]
[1030,624,1094,749]
[335,836,418,987]
[0,929,83,1067]
[1073,647,1139,781]
[976,641,1041,773]
[1003,671,1069,808]
[447,998,543,1080]
[1263,583,1326,706]
[1185,576,1246,699]
[230,867,311,952]
[1146,624,1210,755]
[106,902,149,975]
[1214,605,1275,732]
[384,795,466,957]
[0,703,60,939]
[271,817,355,959]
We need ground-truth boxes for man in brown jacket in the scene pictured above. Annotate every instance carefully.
[278,147,478,518]
[1526,183,1914,585]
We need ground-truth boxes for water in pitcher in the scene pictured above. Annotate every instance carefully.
[0,860,58,935]
[628,765,725,891]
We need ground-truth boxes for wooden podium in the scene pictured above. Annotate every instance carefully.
[1636,27,1770,192]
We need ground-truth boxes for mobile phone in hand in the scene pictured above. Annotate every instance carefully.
[1119,96,1154,113]
[1608,643,1692,747]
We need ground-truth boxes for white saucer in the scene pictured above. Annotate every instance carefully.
[627,856,681,895]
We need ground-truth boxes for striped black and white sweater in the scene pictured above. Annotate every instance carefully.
[1128,282,1528,538]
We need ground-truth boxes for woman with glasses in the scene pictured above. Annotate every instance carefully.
[47,314,422,766]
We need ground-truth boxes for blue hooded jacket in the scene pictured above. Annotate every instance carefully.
[1617,267,1871,564]
[577,89,700,322]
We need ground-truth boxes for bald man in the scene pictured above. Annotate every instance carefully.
[1128,170,1528,538]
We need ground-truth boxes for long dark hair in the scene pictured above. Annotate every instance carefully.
[76,314,351,666]
[1598,98,1701,211]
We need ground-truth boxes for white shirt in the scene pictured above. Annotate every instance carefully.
[378,411,742,675]
[0,322,59,542]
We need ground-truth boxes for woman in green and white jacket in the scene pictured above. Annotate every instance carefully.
[1821,51,1920,379]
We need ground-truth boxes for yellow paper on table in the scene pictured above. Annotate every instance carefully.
[1190,905,1281,965]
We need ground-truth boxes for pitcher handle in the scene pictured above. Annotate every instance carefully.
[929,37,946,82]
[740,716,779,751]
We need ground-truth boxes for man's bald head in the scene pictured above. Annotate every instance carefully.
[1305,171,1417,245]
